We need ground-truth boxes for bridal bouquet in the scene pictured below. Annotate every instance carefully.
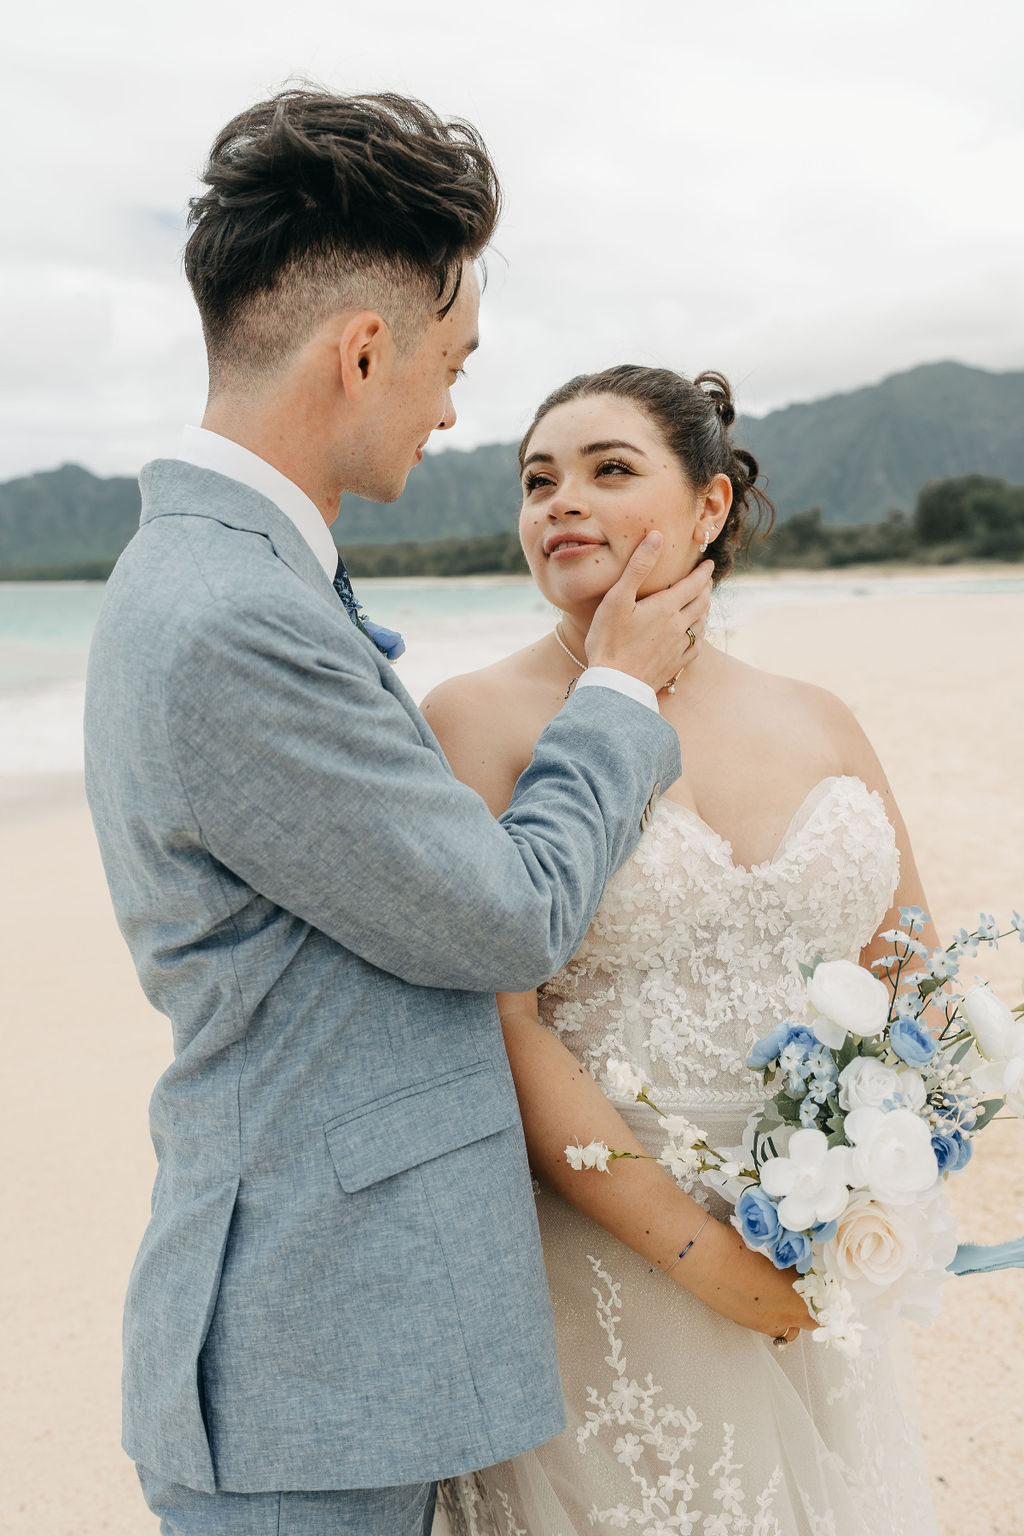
[567,907,1024,1354]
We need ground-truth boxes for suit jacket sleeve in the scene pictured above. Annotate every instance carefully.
[165,589,680,993]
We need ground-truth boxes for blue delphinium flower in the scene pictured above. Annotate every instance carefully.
[931,1128,973,1174]
[977,913,1000,944]
[769,1227,814,1274]
[1012,911,1024,942]
[799,1097,821,1128]
[736,1186,782,1247]
[899,905,929,933]
[952,927,980,956]
[889,1014,938,1066]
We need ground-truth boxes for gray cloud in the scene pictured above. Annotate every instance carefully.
[2,0,1021,478]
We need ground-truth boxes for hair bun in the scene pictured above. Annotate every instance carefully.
[694,369,736,430]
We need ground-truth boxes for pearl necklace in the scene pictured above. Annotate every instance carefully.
[554,624,587,671]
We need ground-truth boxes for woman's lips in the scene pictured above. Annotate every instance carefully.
[546,537,606,560]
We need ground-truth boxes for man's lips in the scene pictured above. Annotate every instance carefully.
[544,532,606,558]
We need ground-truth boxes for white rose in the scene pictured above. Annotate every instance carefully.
[758,1127,853,1230]
[603,1058,645,1100]
[896,1068,927,1112]
[963,985,1016,1061]
[806,960,890,1048]
[823,1188,956,1330]
[828,1193,917,1290]
[845,1106,939,1205]
[837,1056,903,1112]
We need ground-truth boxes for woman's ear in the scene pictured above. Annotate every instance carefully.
[694,473,733,548]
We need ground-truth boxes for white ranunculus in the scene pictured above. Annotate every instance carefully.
[963,985,1016,1060]
[806,960,890,1047]
[845,1106,939,1205]
[972,1052,1024,1117]
[1003,1057,1024,1117]
[837,1056,903,1112]
[603,1058,645,1100]
[758,1127,852,1231]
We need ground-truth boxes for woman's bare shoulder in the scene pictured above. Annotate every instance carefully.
[421,644,549,814]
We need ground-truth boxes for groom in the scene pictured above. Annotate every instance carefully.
[84,88,710,1534]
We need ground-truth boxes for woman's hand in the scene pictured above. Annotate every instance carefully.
[677,1216,817,1338]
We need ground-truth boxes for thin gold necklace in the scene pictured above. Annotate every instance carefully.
[555,622,680,695]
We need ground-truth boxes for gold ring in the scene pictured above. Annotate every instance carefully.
[771,1328,797,1349]
[686,626,697,650]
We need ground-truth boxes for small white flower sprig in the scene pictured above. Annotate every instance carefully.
[564,1058,752,1188]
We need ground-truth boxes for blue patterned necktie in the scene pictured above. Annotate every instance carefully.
[332,554,406,661]
[332,554,363,628]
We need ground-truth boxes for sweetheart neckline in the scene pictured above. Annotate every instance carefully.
[654,774,874,876]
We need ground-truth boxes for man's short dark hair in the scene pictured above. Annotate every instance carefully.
[184,88,501,384]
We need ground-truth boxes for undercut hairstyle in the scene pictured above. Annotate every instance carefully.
[184,88,501,386]
[519,366,775,583]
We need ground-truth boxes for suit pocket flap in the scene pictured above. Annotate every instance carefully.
[324,1061,519,1193]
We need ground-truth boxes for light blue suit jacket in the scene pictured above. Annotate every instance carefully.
[83,459,680,1493]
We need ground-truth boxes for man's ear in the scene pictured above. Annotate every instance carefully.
[337,311,391,403]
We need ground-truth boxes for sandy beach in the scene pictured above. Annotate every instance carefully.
[2,585,1022,1535]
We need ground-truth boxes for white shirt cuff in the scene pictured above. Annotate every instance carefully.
[575,668,659,713]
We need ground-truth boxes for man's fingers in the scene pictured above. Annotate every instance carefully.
[610,531,663,601]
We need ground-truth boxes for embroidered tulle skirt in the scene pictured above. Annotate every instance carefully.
[435,1104,939,1536]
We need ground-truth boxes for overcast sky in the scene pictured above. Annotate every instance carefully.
[2,0,1021,481]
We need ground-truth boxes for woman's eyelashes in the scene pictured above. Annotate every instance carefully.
[522,458,637,495]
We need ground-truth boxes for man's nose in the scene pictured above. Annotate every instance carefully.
[437,390,456,431]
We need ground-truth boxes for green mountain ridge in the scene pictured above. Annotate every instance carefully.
[1,360,1022,575]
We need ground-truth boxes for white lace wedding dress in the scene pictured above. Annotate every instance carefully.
[435,776,940,1536]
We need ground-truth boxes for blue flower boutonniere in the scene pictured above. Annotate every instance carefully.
[359,614,406,662]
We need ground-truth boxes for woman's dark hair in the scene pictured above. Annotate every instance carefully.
[184,87,501,378]
[519,365,775,582]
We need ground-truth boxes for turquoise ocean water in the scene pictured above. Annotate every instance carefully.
[2,571,1022,774]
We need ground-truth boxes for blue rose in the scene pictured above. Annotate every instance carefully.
[735,1186,782,1247]
[931,1129,973,1174]
[768,1226,814,1274]
[747,1022,819,1072]
[810,1218,839,1243]
[889,1014,938,1067]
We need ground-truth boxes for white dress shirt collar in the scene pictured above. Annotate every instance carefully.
[178,425,339,581]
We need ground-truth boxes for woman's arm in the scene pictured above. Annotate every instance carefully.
[497,988,814,1336]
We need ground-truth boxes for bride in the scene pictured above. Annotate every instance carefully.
[422,365,941,1536]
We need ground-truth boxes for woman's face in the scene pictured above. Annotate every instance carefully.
[518,394,709,620]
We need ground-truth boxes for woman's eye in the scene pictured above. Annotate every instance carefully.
[596,459,633,477]
[523,472,554,493]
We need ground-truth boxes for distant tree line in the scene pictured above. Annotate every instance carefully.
[747,475,1024,570]
[2,474,1021,582]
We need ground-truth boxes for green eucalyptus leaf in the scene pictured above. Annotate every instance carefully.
[972,1099,1004,1133]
